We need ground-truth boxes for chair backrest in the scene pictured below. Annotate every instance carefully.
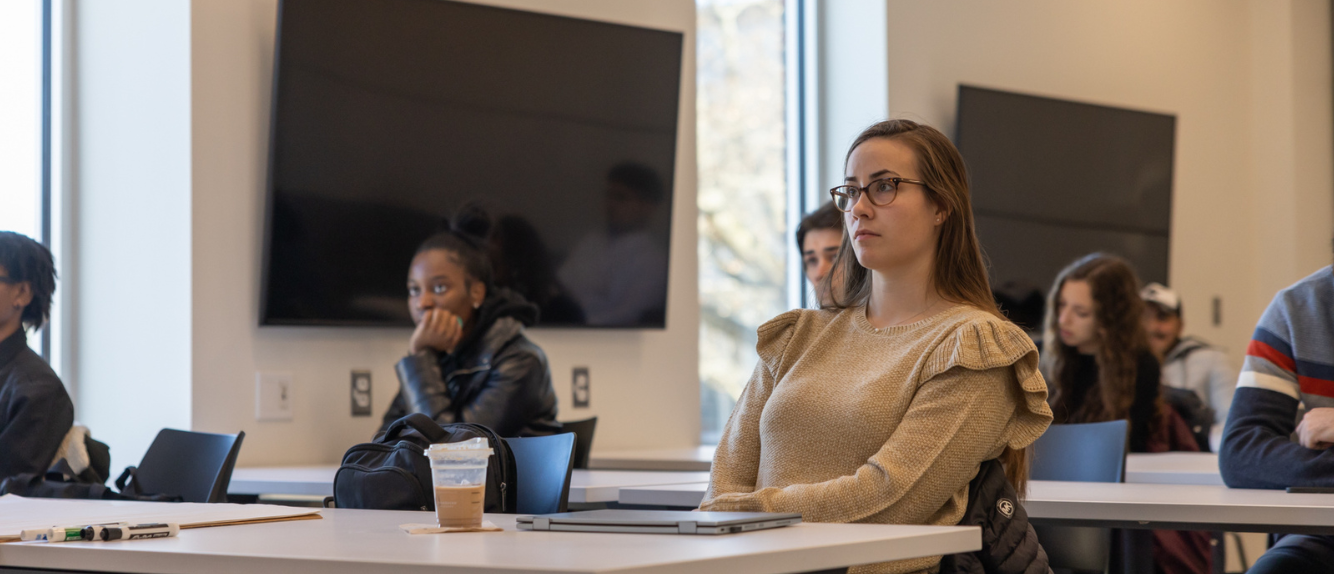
[1030,420,1128,574]
[561,417,598,470]
[1030,420,1128,483]
[134,429,245,503]
[504,433,575,515]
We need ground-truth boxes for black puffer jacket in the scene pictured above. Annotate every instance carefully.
[938,459,1051,574]
[380,288,561,438]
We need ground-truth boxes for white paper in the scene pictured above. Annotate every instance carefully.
[0,494,319,539]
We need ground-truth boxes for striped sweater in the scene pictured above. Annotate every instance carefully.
[1219,266,1334,488]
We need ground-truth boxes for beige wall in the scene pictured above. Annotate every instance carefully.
[188,0,698,466]
[71,0,1332,469]
[881,0,1333,366]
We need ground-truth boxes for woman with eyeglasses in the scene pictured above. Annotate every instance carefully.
[0,231,73,482]
[700,120,1053,574]
[379,207,560,438]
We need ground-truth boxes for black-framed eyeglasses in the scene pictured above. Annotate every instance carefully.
[829,177,929,212]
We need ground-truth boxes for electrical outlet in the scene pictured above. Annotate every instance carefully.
[256,372,294,421]
[572,367,590,408]
[351,370,372,417]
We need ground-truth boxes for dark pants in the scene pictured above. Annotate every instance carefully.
[1248,534,1334,574]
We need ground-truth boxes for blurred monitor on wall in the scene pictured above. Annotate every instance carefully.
[263,0,683,328]
[956,85,1176,330]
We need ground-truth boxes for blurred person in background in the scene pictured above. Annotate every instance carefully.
[1141,282,1235,451]
[1044,253,1209,574]
[796,201,843,307]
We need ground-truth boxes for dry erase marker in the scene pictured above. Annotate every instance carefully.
[44,526,87,543]
[100,523,180,541]
[19,527,53,542]
[22,522,128,542]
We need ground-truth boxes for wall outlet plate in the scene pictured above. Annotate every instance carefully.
[351,370,372,417]
[256,372,294,421]
[572,366,590,408]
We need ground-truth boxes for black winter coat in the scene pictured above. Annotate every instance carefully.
[0,328,73,481]
[938,459,1051,574]
[380,289,561,438]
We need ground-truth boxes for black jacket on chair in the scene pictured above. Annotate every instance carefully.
[380,289,561,438]
[938,459,1051,574]
[0,328,74,481]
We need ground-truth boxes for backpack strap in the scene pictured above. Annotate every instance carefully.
[382,413,448,444]
[115,466,140,496]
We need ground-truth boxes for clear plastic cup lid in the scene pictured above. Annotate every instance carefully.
[424,437,493,459]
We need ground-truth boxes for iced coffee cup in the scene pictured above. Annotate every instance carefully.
[424,438,492,528]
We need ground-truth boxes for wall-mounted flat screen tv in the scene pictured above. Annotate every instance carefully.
[262,0,683,328]
[956,86,1176,330]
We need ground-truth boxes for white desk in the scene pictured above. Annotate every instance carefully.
[0,507,980,574]
[620,479,1334,535]
[566,470,710,504]
[588,446,715,472]
[229,466,709,505]
[1024,480,1334,534]
[620,482,713,508]
[1124,452,1222,486]
[229,465,339,497]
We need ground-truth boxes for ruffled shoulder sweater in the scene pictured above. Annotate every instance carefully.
[700,305,1053,574]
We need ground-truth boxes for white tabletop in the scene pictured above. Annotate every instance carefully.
[567,470,710,503]
[619,479,1334,534]
[229,466,710,504]
[0,507,980,574]
[1024,480,1334,533]
[589,446,715,472]
[620,482,712,508]
[229,465,339,496]
[1124,452,1222,485]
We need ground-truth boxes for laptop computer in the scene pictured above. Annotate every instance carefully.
[515,509,801,535]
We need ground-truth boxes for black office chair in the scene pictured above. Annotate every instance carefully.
[561,417,598,470]
[1030,420,1128,574]
[504,433,575,515]
[129,428,245,503]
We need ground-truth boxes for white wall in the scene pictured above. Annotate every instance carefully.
[814,0,888,193]
[188,0,698,466]
[71,0,194,468]
[879,0,1334,367]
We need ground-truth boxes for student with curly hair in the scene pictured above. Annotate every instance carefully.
[0,231,72,481]
[1042,253,1209,574]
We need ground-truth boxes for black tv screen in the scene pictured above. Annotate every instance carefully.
[262,0,682,328]
[956,86,1175,329]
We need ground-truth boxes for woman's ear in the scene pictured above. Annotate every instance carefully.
[470,281,486,310]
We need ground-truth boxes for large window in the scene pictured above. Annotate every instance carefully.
[697,0,792,443]
[0,0,50,356]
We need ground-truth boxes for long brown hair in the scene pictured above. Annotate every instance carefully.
[822,119,1031,494]
[1042,253,1151,425]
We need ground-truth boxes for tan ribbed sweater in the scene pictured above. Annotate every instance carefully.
[699,305,1053,574]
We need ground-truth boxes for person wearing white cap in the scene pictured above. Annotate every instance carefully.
[1141,282,1236,451]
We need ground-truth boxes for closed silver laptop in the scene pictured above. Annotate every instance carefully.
[515,509,802,535]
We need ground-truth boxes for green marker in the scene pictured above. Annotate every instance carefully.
[46,526,86,542]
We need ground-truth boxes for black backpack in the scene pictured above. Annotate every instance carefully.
[0,471,180,502]
[333,413,517,513]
